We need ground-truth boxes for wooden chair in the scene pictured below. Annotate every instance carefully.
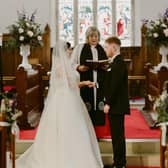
[16,64,44,129]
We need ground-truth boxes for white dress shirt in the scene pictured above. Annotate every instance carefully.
[91,46,98,110]
[108,52,120,63]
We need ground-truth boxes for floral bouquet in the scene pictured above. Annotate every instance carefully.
[0,91,22,138]
[7,10,43,48]
[153,81,168,123]
[143,8,168,47]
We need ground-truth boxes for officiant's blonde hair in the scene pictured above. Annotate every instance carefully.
[85,26,100,43]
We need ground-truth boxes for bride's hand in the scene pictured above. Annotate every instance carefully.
[87,81,96,88]
[77,65,90,72]
[84,81,95,88]
[78,81,95,88]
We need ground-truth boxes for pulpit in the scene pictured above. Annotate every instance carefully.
[144,63,168,111]
[16,65,44,129]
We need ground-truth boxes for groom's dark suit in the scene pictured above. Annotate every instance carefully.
[104,54,130,167]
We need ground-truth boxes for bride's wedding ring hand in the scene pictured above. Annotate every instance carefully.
[88,81,96,88]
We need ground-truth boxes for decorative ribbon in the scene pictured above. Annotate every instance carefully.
[11,121,20,139]
[0,121,10,127]
[0,121,20,139]
[157,122,168,146]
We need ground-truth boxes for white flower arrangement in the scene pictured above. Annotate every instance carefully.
[143,8,168,47]
[7,10,43,48]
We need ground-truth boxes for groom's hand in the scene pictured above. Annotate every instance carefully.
[104,104,110,114]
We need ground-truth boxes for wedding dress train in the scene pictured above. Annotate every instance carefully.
[15,41,103,168]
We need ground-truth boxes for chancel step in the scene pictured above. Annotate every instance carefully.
[15,139,160,167]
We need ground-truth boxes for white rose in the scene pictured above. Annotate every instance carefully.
[163,29,168,37]
[153,33,159,38]
[161,24,167,28]
[19,36,24,41]
[37,35,42,41]
[155,20,160,25]
[26,22,30,27]
[18,28,24,34]
[27,31,34,37]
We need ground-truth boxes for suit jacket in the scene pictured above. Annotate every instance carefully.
[104,55,130,115]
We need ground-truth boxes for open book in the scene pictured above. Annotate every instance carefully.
[85,59,109,70]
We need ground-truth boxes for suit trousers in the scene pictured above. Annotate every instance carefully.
[108,114,126,167]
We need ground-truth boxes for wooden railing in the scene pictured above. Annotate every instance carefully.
[16,65,44,129]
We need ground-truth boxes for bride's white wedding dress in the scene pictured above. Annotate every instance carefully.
[15,41,103,168]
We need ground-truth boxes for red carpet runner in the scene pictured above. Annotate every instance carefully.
[125,167,159,168]
[95,108,160,139]
[19,108,160,140]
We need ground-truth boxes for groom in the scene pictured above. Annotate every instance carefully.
[103,36,130,168]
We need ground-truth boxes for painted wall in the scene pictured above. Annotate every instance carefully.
[0,0,50,33]
[0,0,168,46]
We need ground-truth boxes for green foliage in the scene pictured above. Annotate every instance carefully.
[144,8,168,47]
[153,89,168,123]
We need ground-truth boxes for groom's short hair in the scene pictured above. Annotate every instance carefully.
[105,36,121,46]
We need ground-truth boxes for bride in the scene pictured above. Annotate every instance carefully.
[15,40,103,168]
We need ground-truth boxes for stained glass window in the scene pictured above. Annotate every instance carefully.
[59,0,74,45]
[57,0,133,46]
[116,0,132,46]
[78,0,93,43]
[98,0,112,43]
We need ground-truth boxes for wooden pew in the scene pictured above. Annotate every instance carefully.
[144,63,168,111]
[16,65,44,129]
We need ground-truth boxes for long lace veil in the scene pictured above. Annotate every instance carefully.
[46,40,79,104]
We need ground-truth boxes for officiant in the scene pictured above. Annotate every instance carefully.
[71,26,107,125]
